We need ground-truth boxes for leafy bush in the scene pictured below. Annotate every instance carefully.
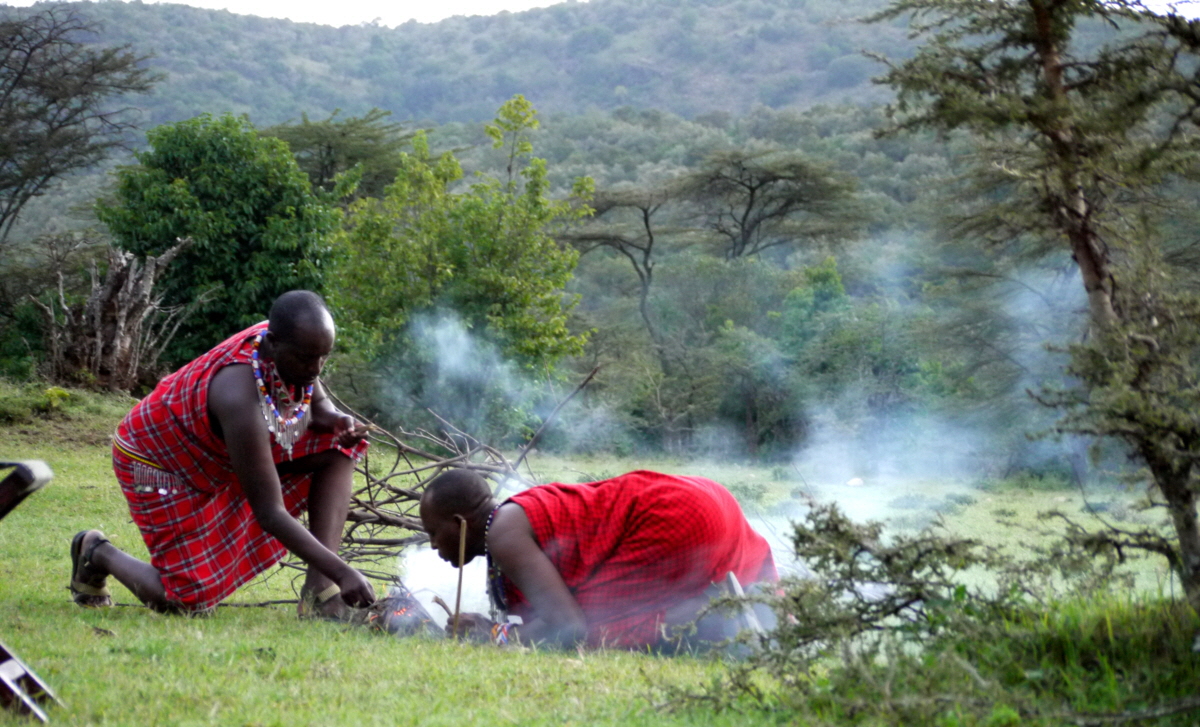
[945,493,977,508]
[726,481,769,507]
[665,502,1200,725]
[0,380,135,426]
[0,382,75,422]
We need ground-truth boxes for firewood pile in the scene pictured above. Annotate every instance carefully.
[275,369,595,592]
[338,412,532,581]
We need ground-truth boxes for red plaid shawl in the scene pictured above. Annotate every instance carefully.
[500,470,777,648]
[112,322,367,612]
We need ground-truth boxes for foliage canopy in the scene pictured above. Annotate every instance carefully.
[97,113,341,362]
[0,6,158,250]
[262,108,416,202]
[334,96,592,369]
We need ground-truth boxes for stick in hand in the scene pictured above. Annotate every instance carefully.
[453,514,467,639]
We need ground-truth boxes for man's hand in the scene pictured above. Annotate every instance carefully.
[335,567,376,607]
[446,612,495,642]
[329,413,372,448]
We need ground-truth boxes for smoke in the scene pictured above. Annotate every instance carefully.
[784,247,1092,529]
[386,253,1100,612]
[400,546,493,630]
[390,311,534,440]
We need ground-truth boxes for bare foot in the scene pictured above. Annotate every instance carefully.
[298,584,346,620]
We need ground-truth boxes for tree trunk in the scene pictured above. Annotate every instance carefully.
[33,238,194,390]
[744,392,758,457]
[1142,445,1200,612]
[1028,0,1120,330]
[1063,195,1119,330]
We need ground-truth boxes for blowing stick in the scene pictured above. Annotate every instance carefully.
[453,514,467,639]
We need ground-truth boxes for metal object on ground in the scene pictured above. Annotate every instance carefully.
[723,571,767,636]
[0,460,61,722]
[0,461,52,522]
[0,640,60,723]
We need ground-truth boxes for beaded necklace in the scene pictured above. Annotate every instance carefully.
[484,504,508,621]
[250,330,313,459]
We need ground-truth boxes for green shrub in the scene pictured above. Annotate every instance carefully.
[0,382,71,422]
[726,481,768,506]
[0,380,134,426]
[666,502,1200,725]
[770,466,794,482]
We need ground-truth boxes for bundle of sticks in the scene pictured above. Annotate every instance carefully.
[278,370,597,635]
[277,404,528,635]
[327,368,596,583]
[333,408,530,583]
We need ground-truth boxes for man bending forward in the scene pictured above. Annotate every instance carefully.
[69,291,375,617]
[420,468,777,649]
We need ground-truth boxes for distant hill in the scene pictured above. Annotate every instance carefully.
[36,0,911,127]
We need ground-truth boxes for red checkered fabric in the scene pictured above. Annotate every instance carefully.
[112,322,367,612]
[500,470,777,648]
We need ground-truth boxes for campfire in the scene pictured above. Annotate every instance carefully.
[286,392,542,634]
[281,372,595,635]
[366,583,443,638]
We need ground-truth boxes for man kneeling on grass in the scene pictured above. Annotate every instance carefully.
[419,468,778,649]
[68,291,376,618]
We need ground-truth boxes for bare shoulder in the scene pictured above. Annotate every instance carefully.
[207,363,256,420]
[487,502,535,551]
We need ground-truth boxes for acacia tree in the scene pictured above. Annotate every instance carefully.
[98,113,340,362]
[0,6,157,250]
[874,0,1200,609]
[262,108,415,201]
[564,187,675,350]
[678,149,867,260]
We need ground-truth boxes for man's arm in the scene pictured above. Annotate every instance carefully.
[208,364,373,605]
[487,503,588,648]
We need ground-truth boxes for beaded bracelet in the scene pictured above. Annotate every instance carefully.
[491,622,511,645]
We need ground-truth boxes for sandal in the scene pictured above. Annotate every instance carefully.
[69,530,112,608]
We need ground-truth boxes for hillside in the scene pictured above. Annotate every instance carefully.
[44,0,909,126]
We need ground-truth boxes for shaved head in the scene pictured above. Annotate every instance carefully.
[268,290,333,343]
[421,468,493,518]
[264,290,334,386]
[419,468,497,564]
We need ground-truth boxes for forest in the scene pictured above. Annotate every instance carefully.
[7,0,1200,721]
[46,0,911,124]
[0,0,1103,483]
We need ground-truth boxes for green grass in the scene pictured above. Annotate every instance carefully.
[2,385,1197,725]
[0,392,779,726]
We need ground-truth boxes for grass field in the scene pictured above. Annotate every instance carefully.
[0,384,1192,725]
[0,391,771,727]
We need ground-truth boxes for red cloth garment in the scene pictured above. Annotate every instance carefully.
[500,470,777,648]
[112,322,367,612]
